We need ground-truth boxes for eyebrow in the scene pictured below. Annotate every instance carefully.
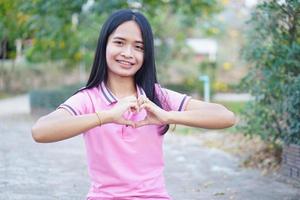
[112,36,143,44]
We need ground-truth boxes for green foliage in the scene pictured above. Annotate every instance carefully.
[0,0,222,64]
[0,0,85,61]
[239,0,300,145]
[216,101,246,115]
[23,0,85,62]
[164,78,203,95]
[198,60,217,78]
[0,0,30,58]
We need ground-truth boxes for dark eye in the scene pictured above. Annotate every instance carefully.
[113,40,123,46]
[136,45,144,51]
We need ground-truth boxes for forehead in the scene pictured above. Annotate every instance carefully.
[109,20,143,42]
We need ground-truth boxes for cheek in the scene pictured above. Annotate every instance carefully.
[106,47,115,63]
[105,51,110,63]
[137,53,144,65]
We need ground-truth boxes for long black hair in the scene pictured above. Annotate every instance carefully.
[85,9,169,134]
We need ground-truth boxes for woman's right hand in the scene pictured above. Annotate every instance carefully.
[107,95,139,127]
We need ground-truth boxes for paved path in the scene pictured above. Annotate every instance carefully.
[213,93,253,102]
[0,95,299,200]
[0,94,30,116]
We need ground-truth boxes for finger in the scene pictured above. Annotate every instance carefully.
[135,119,150,128]
[140,102,153,112]
[138,95,149,106]
[120,119,135,128]
[137,96,144,106]
[128,102,139,112]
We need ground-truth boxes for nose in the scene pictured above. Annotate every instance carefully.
[121,46,133,58]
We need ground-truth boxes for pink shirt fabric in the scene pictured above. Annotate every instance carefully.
[58,82,191,200]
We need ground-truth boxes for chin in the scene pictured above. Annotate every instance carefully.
[110,67,140,77]
[112,70,137,78]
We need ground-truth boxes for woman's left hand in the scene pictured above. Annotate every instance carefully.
[135,96,170,128]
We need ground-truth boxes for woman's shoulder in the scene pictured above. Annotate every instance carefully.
[70,86,101,103]
[154,83,180,96]
[154,83,168,96]
[154,83,191,111]
[75,86,99,95]
[63,86,101,113]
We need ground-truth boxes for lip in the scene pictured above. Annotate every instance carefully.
[116,59,135,68]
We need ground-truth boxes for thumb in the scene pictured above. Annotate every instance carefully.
[120,119,135,128]
[135,118,150,128]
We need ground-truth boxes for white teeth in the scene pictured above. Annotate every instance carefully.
[118,60,132,65]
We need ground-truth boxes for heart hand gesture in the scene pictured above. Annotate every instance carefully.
[107,95,170,128]
[109,95,139,127]
[135,96,170,128]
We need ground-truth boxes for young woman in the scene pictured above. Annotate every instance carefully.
[32,9,235,200]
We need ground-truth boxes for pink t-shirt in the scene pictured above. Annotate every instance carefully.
[58,82,191,200]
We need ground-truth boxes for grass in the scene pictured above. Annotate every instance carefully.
[173,101,247,135]
[216,101,247,114]
[0,92,13,100]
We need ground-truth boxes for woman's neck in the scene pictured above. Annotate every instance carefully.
[106,76,137,99]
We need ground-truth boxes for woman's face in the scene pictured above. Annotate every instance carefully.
[106,20,144,79]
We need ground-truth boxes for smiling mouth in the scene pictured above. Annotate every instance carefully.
[116,59,134,67]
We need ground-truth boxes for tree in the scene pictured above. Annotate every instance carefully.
[1,0,222,63]
[0,0,223,93]
[0,0,30,59]
[21,0,85,62]
[240,0,300,145]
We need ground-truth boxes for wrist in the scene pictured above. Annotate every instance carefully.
[165,111,175,124]
[95,110,114,125]
[95,111,102,126]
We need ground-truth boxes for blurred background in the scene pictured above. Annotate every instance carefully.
[0,0,299,199]
[0,0,256,115]
[0,0,252,96]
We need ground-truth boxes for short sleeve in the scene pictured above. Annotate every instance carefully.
[57,90,88,116]
[155,84,191,111]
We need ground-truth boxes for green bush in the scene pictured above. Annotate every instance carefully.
[239,1,300,145]
[30,83,83,112]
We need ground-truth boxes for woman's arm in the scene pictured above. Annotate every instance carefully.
[167,99,236,129]
[135,97,235,129]
[31,109,112,143]
[32,96,138,143]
